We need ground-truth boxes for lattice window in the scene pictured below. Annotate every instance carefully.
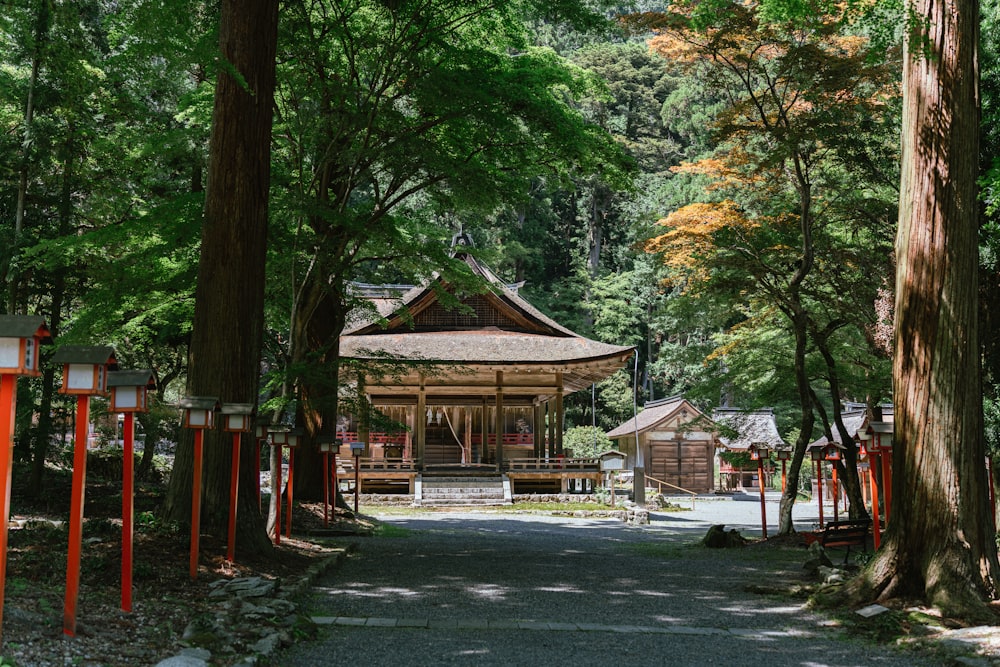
[413,295,516,330]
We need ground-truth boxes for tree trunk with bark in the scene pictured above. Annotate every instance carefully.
[163,0,279,556]
[847,0,999,619]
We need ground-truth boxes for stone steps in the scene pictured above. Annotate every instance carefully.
[418,476,509,506]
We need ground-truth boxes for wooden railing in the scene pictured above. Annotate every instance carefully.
[357,457,418,471]
[506,457,600,471]
[471,433,535,446]
[338,431,407,445]
[643,473,698,509]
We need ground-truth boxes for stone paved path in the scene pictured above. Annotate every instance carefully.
[273,505,940,667]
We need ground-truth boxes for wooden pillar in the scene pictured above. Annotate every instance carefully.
[555,372,564,456]
[480,399,488,463]
[416,379,426,468]
[533,403,544,458]
[464,408,472,463]
[495,371,504,469]
[547,401,555,459]
[357,373,370,456]
[405,406,414,460]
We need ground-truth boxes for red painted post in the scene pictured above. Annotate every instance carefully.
[190,429,204,579]
[831,464,840,524]
[273,443,282,545]
[285,446,295,538]
[780,460,787,493]
[870,453,882,549]
[64,394,90,636]
[757,457,767,539]
[815,459,825,529]
[0,375,18,643]
[332,450,338,510]
[227,432,241,563]
[122,412,135,612]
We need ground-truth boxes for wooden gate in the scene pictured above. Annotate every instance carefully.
[649,440,713,494]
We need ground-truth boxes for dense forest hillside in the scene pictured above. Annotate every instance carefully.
[2,0,1000,484]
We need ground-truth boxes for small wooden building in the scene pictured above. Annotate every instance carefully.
[605,396,715,494]
[712,407,785,491]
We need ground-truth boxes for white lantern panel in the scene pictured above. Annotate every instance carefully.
[0,339,20,369]
[226,415,249,431]
[114,388,140,410]
[66,364,96,390]
[187,410,210,427]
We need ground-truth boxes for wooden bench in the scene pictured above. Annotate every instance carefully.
[820,519,871,563]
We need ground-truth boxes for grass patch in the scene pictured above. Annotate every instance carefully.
[373,523,412,538]
[624,541,685,559]
[508,502,611,512]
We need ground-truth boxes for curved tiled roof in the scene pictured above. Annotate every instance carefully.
[341,245,634,392]
[712,407,787,451]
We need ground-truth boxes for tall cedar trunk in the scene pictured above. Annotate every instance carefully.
[163,0,279,556]
[291,274,348,501]
[849,0,999,617]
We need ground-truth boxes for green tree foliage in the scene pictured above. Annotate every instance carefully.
[635,1,899,532]
[269,0,630,496]
[563,425,613,458]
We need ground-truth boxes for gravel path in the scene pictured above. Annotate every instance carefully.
[272,498,937,667]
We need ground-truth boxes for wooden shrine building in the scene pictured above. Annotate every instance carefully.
[337,234,634,498]
[605,396,716,494]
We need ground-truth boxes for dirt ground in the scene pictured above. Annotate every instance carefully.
[1,462,368,666]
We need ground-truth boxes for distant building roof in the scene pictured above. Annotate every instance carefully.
[712,407,786,451]
[605,395,701,440]
[807,409,867,449]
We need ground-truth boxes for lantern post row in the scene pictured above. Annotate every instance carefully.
[107,369,156,613]
[0,315,52,646]
[178,397,220,580]
[54,344,118,637]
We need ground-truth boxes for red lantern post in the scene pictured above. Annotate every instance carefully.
[107,370,155,612]
[268,426,290,544]
[864,434,883,549]
[221,403,254,564]
[318,437,338,528]
[0,316,51,644]
[749,443,770,539]
[823,443,845,524]
[810,447,825,528]
[179,396,220,579]
[55,344,117,637]
[775,448,792,493]
[284,429,303,539]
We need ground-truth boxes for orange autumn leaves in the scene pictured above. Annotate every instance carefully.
[646,198,765,288]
